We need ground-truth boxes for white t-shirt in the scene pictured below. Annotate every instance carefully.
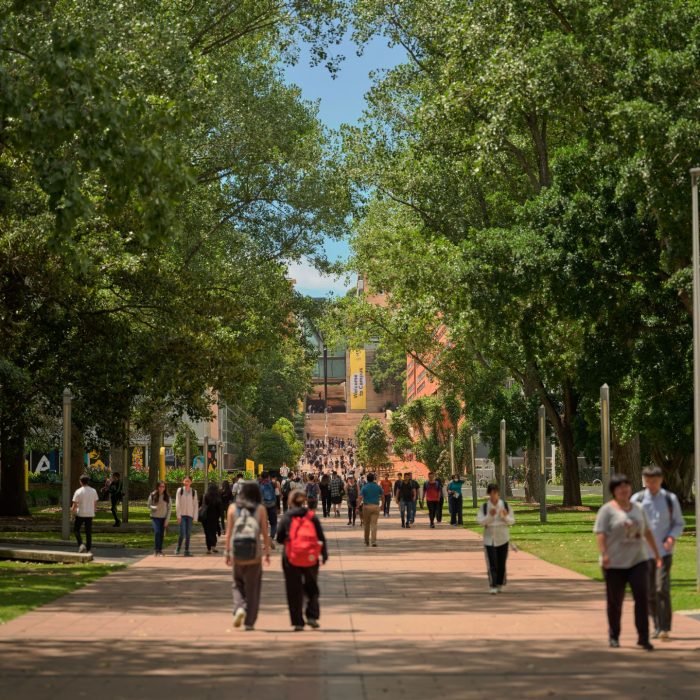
[72,485,99,517]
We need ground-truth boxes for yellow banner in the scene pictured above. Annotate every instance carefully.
[245,458,255,475]
[349,349,367,410]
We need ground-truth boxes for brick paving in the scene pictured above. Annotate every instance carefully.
[1,510,699,699]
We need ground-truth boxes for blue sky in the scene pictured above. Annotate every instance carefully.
[284,35,403,297]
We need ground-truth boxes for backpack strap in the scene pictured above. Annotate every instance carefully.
[482,502,487,515]
[664,492,673,522]
[503,500,509,512]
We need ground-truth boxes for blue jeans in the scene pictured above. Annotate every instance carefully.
[383,494,391,516]
[151,517,166,552]
[408,499,417,524]
[266,505,278,539]
[178,515,193,552]
[399,500,412,525]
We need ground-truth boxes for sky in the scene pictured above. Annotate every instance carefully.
[283,35,403,297]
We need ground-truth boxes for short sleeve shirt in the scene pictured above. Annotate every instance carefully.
[593,501,650,569]
[360,482,383,505]
[72,486,99,517]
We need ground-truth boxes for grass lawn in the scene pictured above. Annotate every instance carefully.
[461,494,699,612]
[0,561,125,624]
[0,502,184,550]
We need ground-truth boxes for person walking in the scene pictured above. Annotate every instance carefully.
[305,474,321,505]
[447,474,464,526]
[107,472,123,527]
[330,471,344,518]
[396,473,416,528]
[346,476,360,526]
[594,474,663,650]
[201,483,223,554]
[435,474,445,523]
[407,472,420,525]
[360,473,383,546]
[277,490,328,631]
[220,480,234,533]
[631,465,685,641]
[476,484,515,594]
[147,481,171,555]
[224,480,271,631]
[379,475,393,517]
[319,473,331,518]
[423,472,442,528]
[175,476,198,556]
[71,474,99,553]
[259,471,278,539]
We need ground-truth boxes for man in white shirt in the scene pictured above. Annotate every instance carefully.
[71,474,99,553]
[476,483,516,594]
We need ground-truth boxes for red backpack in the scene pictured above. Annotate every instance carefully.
[286,512,322,567]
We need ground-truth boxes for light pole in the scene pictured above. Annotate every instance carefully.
[61,388,73,540]
[538,405,547,524]
[600,384,611,503]
[691,167,700,591]
[203,435,209,491]
[185,432,191,479]
[470,433,478,507]
[449,432,455,475]
[500,419,506,494]
[218,441,224,482]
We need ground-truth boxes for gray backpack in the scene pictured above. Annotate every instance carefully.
[233,506,260,561]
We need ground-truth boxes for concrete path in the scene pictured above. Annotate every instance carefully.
[1,511,699,699]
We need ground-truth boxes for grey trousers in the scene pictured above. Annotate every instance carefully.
[648,555,673,632]
[233,562,263,627]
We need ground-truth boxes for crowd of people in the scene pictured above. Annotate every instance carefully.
[67,440,686,647]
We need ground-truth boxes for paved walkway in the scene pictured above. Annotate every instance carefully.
[1,511,699,699]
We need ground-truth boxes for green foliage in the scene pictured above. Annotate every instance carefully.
[172,424,198,466]
[271,417,304,466]
[370,342,406,396]
[255,430,292,472]
[355,414,390,472]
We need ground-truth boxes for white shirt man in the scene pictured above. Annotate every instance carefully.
[71,476,99,553]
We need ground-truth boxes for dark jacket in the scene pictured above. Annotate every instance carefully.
[276,506,328,563]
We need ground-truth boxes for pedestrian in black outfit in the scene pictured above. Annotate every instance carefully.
[108,472,123,527]
[276,490,328,631]
[201,483,223,554]
[319,473,331,518]
[220,480,233,533]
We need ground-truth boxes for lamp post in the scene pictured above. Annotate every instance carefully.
[323,345,328,411]
[500,419,506,493]
[600,384,611,503]
[61,388,73,540]
[449,432,455,475]
[218,441,224,482]
[538,405,547,524]
[691,167,700,591]
[203,435,209,491]
[185,432,191,479]
[470,433,478,508]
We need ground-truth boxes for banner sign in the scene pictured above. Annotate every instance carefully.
[349,349,367,410]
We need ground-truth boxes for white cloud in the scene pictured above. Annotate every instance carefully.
[287,260,354,297]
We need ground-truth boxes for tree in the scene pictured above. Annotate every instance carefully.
[370,342,406,397]
[271,417,303,467]
[355,415,390,473]
[255,430,292,472]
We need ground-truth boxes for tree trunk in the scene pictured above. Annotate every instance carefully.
[523,444,538,503]
[612,432,642,492]
[149,429,162,488]
[110,444,125,477]
[70,425,84,492]
[651,447,694,504]
[0,427,30,516]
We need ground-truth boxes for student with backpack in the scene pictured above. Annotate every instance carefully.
[631,466,684,642]
[200,483,223,554]
[396,473,416,528]
[259,471,278,539]
[276,490,328,631]
[224,480,271,631]
[319,473,331,517]
[447,474,464,526]
[329,471,344,518]
[305,474,321,505]
[345,476,360,526]
[476,483,515,593]
[107,472,123,527]
[175,476,199,556]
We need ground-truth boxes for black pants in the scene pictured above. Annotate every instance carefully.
[320,489,331,517]
[485,543,508,587]
[427,500,439,525]
[203,520,218,550]
[74,516,93,551]
[383,494,391,516]
[110,495,120,525]
[648,556,673,633]
[604,561,649,643]
[348,501,357,524]
[437,496,444,523]
[450,495,463,525]
[282,558,320,626]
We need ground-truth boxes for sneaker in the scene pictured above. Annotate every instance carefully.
[176,548,181,555]
[401,523,405,528]
[365,541,369,546]
[112,522,120,528]
[652,629,661,640]
[406,524,411,529]
[497,586,503,593]
[78,544,87,553]
[307,619,320,629]
[212,548,218,553]
[489,587,498,595]
[206,550,212,555]
[233,608,246,628]
[609,638,620,648]
[244,625,255,631]
[430,524,435,529]
[637,641,654,651]
[293,625,304,632]
[371,543,377,547]
[658,631,670,641]
[184,551,193,557]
